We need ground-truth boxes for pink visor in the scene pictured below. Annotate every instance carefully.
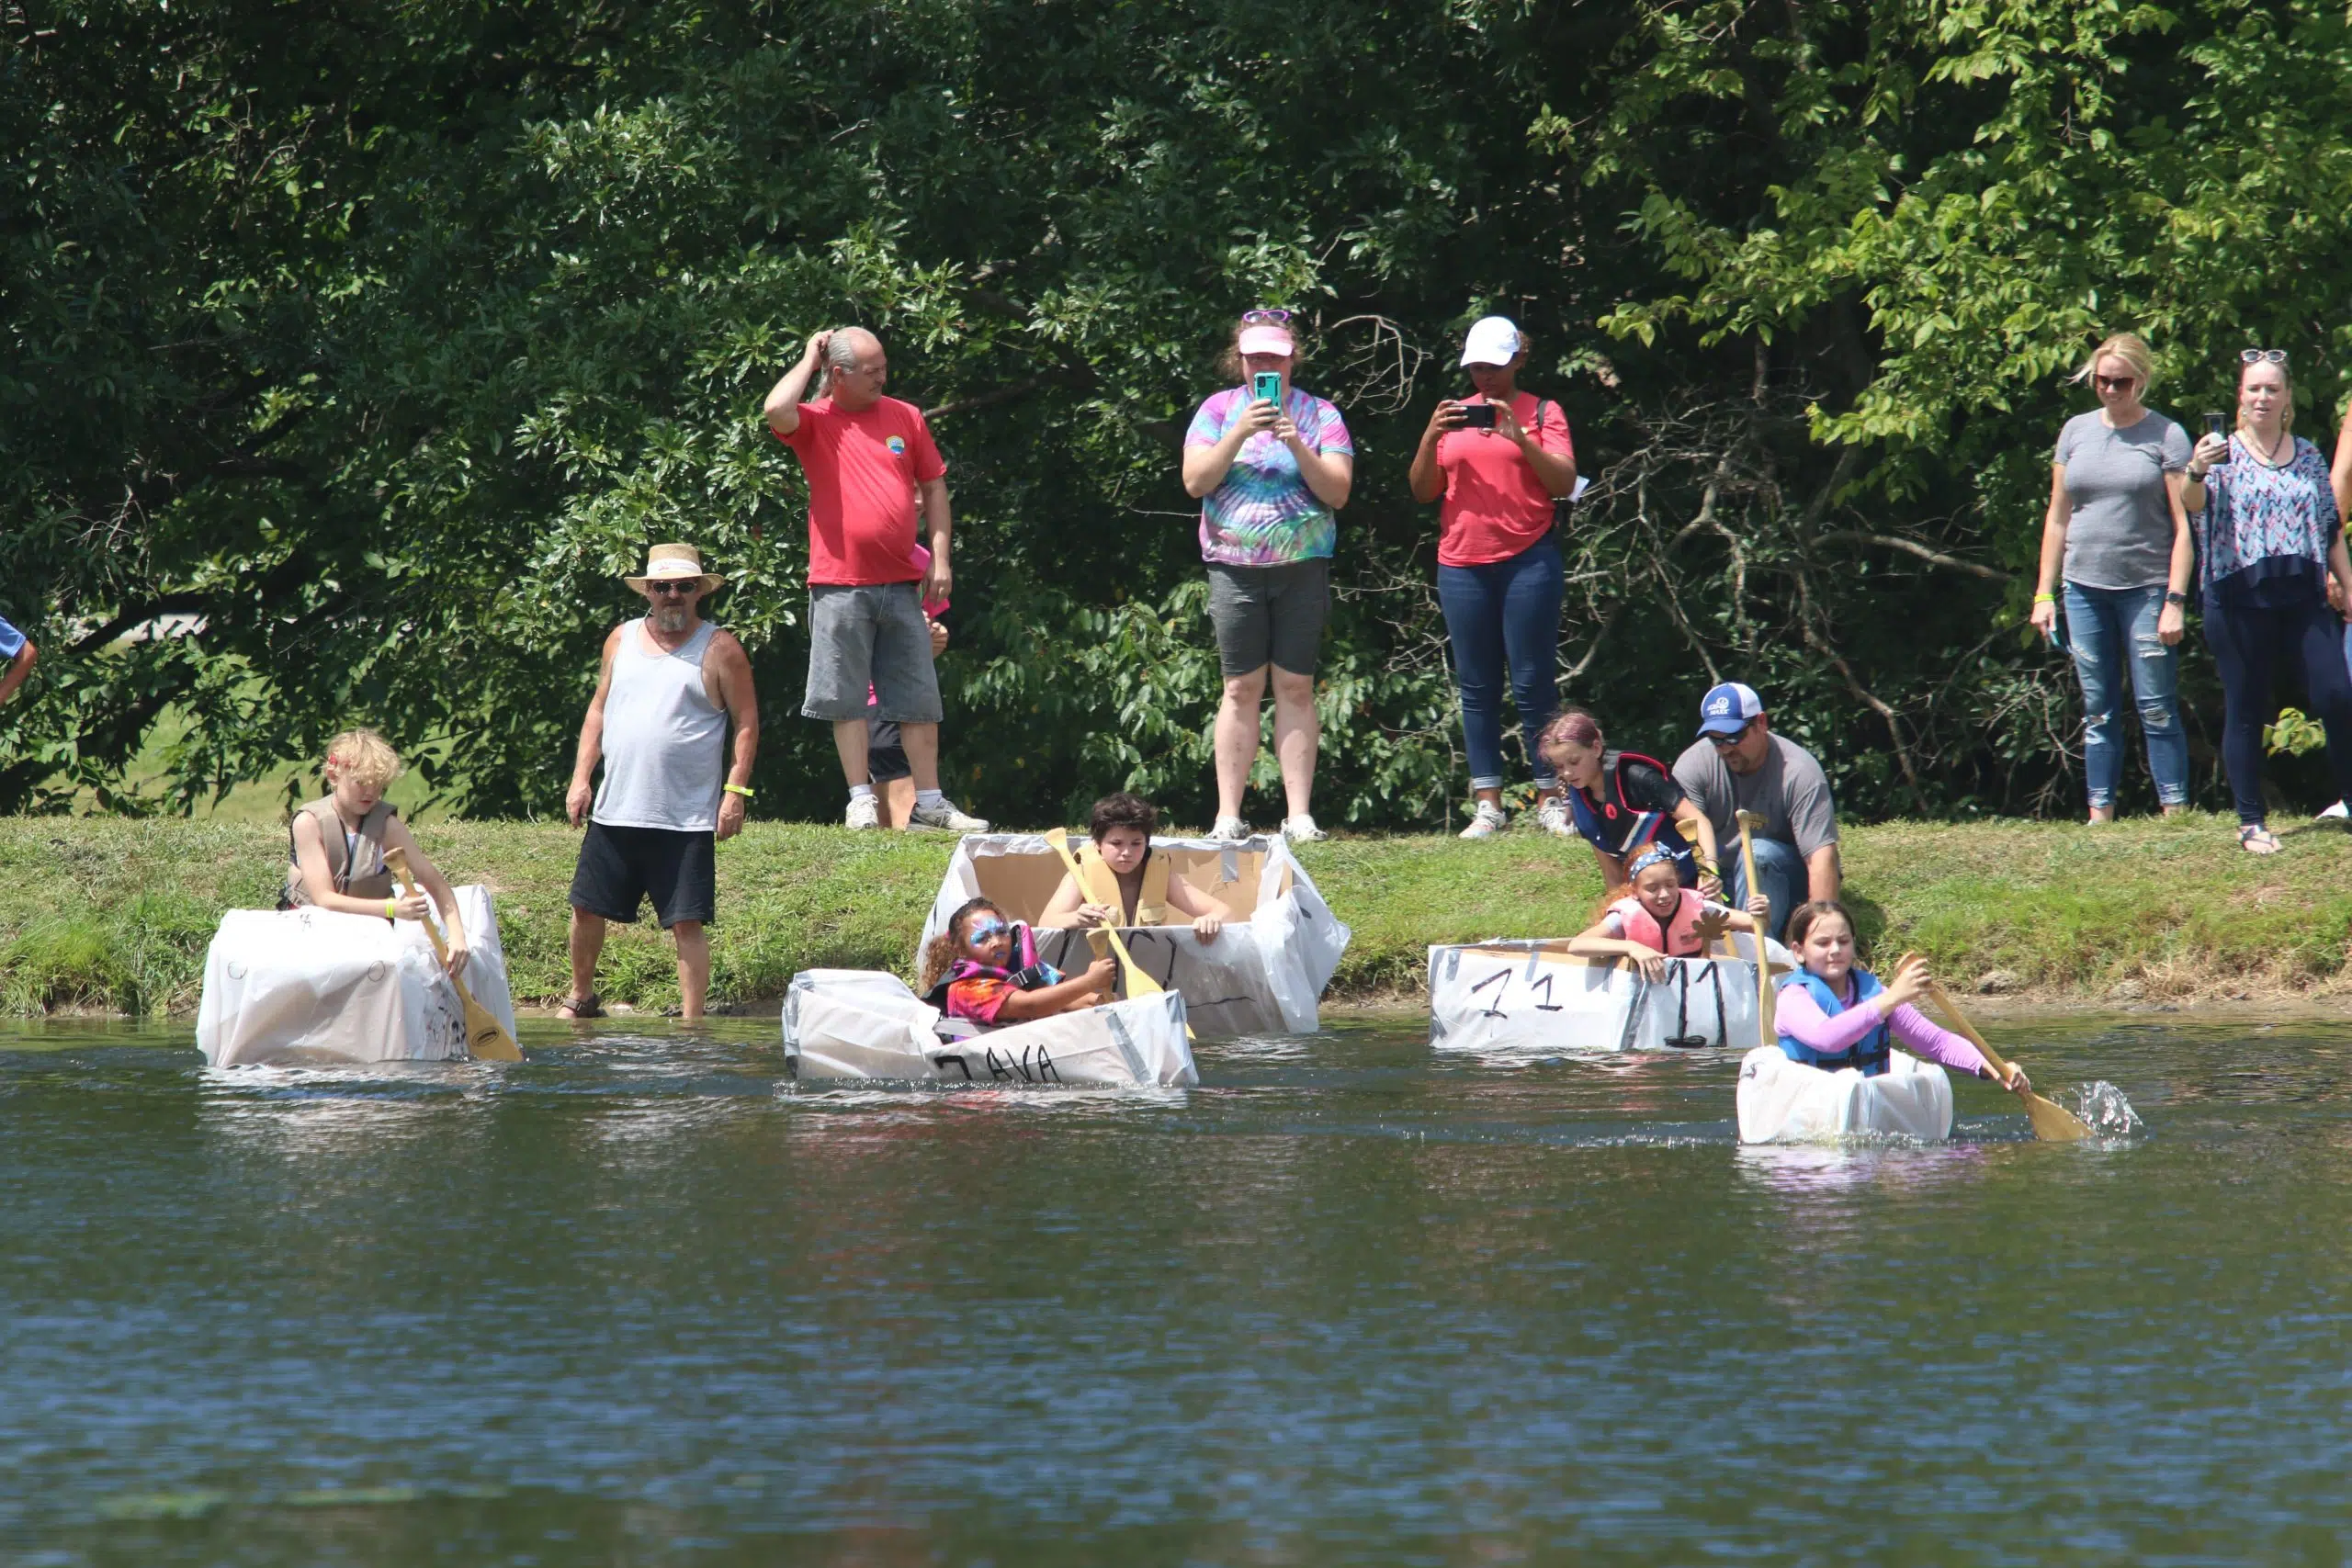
[1237,324,1295,357]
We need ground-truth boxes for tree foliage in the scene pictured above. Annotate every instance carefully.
[7,0,2352,823]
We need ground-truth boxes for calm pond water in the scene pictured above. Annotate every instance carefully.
[1,1012,2346,1564]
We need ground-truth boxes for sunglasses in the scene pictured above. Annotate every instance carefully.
[1241,308,1294,325]
[1707,719,1758,748]
[646,580,697,595]
[2093,373,2138,390]
[2242,348,2289,365]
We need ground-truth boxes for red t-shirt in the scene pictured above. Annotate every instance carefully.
[775,394,948,586]
[1434,392,1575,567]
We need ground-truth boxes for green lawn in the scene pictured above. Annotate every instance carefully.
[0,811,2343,1015]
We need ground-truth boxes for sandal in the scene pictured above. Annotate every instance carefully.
[556,993,605,1020]
[2238,824,2282,855]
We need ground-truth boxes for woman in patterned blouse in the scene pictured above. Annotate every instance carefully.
[2183,350,2352,852]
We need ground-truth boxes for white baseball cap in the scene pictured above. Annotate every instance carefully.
[1459,315,1523,367]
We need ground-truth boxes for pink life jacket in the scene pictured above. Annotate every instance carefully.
[1610,888,1707,957]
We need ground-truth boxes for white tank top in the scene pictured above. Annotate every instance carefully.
[593,618,728,831]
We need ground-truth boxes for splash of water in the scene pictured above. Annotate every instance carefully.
[2065,1079,2145,1139]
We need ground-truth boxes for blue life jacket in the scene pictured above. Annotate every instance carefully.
[1777,967,1893,1077]
[1566,750,1695,884]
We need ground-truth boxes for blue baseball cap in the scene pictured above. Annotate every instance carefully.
[1696,682,1765,739]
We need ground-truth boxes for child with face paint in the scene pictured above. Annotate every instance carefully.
[917,897,1117,1026]
[1567,843,1770,981]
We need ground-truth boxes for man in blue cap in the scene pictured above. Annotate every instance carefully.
[1670,682,1839,942]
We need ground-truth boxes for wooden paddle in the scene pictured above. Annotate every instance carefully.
[384,847,522,1063]
[1043,827,1193,1040]
[1910,963,2090,1142]
[1733,808,1775,1051]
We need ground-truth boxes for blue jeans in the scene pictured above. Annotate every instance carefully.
[2064,582,2188,811]
[1725,836,1808,943]
[1437,536,1564,791]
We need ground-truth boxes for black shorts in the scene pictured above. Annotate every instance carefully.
[867,713,910,784]
[570,820,716,929]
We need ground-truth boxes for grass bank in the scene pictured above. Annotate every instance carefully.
[0,813,2346,1016]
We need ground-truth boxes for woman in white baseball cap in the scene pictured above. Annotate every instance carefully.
[1408,315,1580,840]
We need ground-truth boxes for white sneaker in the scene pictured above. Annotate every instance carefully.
[1206,816,1252,843]
[1536,796,1576,838]
[1282,813,1329,843]
[1458,802,1509,840]
[909,796,989,832]
[844,794,880,830]
[2321,800,2349,820]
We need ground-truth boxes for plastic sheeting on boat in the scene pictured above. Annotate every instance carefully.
[196,886,518,1067]
[1735,1045,1954,1143]
[782,968,1198,1087]
[919,833,1348,1039]
[1427,935,1795,1054]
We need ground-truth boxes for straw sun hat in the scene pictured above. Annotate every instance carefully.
[622,542,726,594]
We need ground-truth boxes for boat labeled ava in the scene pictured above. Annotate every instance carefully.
[1427,934,1795,1054]
[919,832,1348,1039]
[196,886,519,1066]
[781,968,1197,1087]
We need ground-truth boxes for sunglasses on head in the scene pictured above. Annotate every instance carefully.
[2242,348,2288,366]
[646,580,696,595]
[1241,308,1293,325]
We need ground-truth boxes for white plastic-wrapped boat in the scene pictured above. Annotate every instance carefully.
[919,833,1348,1039]
[781,969,1196,1087]
[1427,935,1794,1054]
[1734,1044,1954,1143]
[195,886,518,1067]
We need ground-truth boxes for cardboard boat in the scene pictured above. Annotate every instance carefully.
[196,886,518,1066]
[1734,1044,1954,1143]
[1427,934,1794,1054]
[781,969,1196,1087]
[919,833,1348,1039]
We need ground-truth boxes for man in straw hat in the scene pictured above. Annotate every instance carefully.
[764,325,988,831]
[560,543,758,1021]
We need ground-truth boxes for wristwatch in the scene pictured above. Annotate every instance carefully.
[2165,590,2188,607]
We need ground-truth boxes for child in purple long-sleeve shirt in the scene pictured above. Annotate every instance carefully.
[1775,901,2030,1091]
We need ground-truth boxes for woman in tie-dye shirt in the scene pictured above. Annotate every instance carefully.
[1180,310,1354,844]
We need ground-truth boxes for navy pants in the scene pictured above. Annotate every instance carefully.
[2205,593,2352,824]
[1437,535,1564,792]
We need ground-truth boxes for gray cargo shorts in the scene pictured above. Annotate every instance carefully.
[802,582,944,723]
[1206,558,1330,678]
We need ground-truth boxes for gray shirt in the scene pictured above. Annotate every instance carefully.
[1671,734,1839,859]
[2053,409,2189,590]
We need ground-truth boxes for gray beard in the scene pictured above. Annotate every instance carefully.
[653,604,691,634]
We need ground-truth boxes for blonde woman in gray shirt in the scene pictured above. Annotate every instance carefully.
[2027,333,2196,821]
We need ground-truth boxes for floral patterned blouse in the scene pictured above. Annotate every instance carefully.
[2196,433,2340,605]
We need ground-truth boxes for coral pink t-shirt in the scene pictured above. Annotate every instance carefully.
[1434,392,1574,567]
[775,394,947,586]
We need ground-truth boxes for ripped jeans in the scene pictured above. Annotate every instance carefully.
[2064,581,2189,811]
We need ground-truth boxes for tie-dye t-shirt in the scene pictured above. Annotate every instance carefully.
[1183,387,1353,565]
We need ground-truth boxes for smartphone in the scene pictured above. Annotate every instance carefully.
[2203,412,2227,441]
[1253,371,1282,406]
[1458,403,1497,429]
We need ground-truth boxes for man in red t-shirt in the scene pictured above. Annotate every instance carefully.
[763,327,987,832]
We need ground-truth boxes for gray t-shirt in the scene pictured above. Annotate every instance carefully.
[2053,409,2190,590]
[1671,733,1839,859]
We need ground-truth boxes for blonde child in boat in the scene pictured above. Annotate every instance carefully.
[919,897,1117,1026]
[1567,843,1770,980]
[1037,793,1234,940]
[281,728,471,977]
[1775,900,2028,1088]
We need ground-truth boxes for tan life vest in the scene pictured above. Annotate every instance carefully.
[1076,840,1171,927]
[282,795,397,908]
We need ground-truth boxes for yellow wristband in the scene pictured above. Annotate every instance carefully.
[383,897,397,919]
[723,784,754,799]
[2033,592,2056,604]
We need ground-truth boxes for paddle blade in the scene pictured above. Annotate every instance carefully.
[2022,1089,2093,1142]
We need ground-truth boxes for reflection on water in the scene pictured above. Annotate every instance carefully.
[0,1010,2345,1564]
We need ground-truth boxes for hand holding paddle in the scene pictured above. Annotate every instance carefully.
[1734,809,1774,1048]
[1906,957,2090,1142]
[384,848,522,1063]
[1043,827,1193,1041]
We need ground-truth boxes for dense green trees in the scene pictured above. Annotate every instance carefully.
[7,0,2352,824]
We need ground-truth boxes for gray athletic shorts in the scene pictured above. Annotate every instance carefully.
[1205,558,1330,678]
[802,582,944,723]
